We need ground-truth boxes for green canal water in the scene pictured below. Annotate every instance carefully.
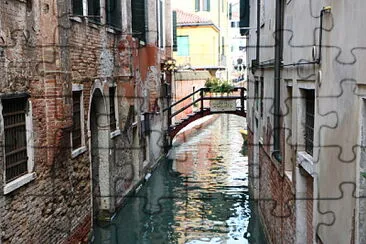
[93,115,268,244]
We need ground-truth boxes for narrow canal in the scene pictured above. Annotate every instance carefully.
[93,115,268,243]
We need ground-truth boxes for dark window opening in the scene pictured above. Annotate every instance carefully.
[305,90,315,155]
[72,0,83,16]
[254,78,259,111]
[3,96,28,183]
[72,91,82,150]
[260,77,264,118]
[132,0,146,43]
[106,0,122,28]
[173,11,177,51]
[87,0,101,23]
[109,87,117,131]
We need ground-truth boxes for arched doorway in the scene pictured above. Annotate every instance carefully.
[89,88,112,220]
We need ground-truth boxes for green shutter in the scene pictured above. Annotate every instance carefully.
[195,0,200,11]
[72,0,83,16]
[207,0,210,11]
[132,0,146,42]
[240,0,250,35]
[173,11,177,51]
[88,0,101,23]
[106,0,122,28]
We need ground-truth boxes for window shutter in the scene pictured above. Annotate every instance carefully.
[173,11,177,51]
[72,0,83,16]
[240,0,250,35]
[106,0,122,28]
[195,0,200,11]
[207,0,210,11]
[132,0,146,42]
[88,0,101,23]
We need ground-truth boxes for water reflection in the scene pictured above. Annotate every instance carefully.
[93,115,267,244]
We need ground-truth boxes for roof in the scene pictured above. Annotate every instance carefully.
[175,9,212,25]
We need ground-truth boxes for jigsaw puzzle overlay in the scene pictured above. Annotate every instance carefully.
[1,0,366,243]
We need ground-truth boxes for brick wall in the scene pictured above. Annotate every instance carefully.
[0,0,168,242]
[306,174,314,244]
[258,145,296,244]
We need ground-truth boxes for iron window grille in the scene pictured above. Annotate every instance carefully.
[72,91,82,150]
[305,90,315,155]
[3,96,28,183]
[109,87,117,131]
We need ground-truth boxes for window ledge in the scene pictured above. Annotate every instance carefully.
[71,146,87,159]
[110,129,121,138]
[4,172,36,195]
[106,27,116,34]
[297,151,314,176]
[69,16,83,23]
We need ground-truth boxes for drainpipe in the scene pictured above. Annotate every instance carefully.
[255,0,260,66]
[273,0,283,162]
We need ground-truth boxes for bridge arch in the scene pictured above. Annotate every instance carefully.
[164,87,247,139]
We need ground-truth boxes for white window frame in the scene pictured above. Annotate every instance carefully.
[71,84,87,158]
[2,97,36,195]
[109,83,121,138]
[158,0,165,49]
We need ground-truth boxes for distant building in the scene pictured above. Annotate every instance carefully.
[172,0,229,79]
[247,1,366,243]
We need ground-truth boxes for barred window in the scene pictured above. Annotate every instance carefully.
[72,91,82,150]
[3,96,28,183]
[305,90,315,155]
[109,87,117,131]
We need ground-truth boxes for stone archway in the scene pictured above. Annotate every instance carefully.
[89,88,112,220]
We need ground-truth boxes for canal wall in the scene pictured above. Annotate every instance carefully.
[248,128,296,244]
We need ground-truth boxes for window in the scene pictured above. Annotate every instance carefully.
[177,36,189,56]
[3,96,28,183]
[172,11,177,51]
[72,91,82,150]
[87,0,101,23]
[195,0,210,12]
[106,0,122,28]
[304,90,315,155]
[254,78,259,111]
[260,77,264,118]
[109,87,117,131]
[72,0,83,16]
[132,0,146,43]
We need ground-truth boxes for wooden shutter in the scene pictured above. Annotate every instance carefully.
[173,11,177,51]
[132,0,146,42]
[195,0,200,11]
[72,0,83,16]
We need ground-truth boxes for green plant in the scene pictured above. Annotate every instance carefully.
[205,78,235,93]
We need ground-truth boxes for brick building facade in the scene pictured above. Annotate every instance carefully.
[0,0,172,242]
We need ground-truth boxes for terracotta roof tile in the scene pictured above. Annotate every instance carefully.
[175,9,212,25]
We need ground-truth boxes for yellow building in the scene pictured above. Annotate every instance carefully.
[174,10,220,68]
[172,0,229,78]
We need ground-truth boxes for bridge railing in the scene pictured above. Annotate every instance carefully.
[163,87,246,131]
